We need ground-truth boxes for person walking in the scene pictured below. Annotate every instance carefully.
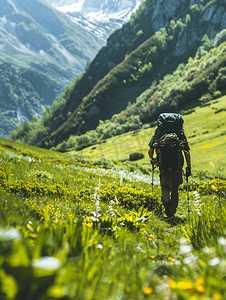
[148,113,191,218]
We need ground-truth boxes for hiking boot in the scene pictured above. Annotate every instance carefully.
[163,198,174,218]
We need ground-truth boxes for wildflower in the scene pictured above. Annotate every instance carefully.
[177,282,193,290]
[188,297,198,300]
[196,285,205,293]
[168,257,175,262]
[167,280,176,288]
[151,255,155,259]
[143,287,153,295]
[26,224,31,230]
[180,244,192,253]
[30,233,37,239]
[86,223,92,228]
[209,257,220,266]
[213,294,222,300]
[195,277,204,286]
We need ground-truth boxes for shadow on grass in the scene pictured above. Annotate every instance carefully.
[163,215,187,226]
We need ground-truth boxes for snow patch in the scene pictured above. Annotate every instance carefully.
[56,0,85,12]
[0,15,7,26]
[0,15,16,30]
[54,0,145,22]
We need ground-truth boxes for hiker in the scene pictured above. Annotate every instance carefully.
[148,113,191,218]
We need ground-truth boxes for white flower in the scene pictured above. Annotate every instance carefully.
[209,257,220,266]
[179,244,192,253]
[218,237,226,246]
[32,257,61,270]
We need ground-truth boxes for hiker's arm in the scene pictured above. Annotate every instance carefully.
[185,152,191,168]
[148,147,154,159]
[148,147,156,165]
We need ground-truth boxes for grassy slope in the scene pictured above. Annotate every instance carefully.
[1,105,226,298]
[72,95,226,179]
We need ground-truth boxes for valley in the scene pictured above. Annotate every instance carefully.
[0,94,226,299]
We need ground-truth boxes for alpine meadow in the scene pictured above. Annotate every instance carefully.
[1,0,226,299]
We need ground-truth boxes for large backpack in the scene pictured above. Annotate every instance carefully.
[153,113,186,174]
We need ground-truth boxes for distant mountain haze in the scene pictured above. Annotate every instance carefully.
[0,63,61,139]
[0,0,144,138]
[0,0,105,86]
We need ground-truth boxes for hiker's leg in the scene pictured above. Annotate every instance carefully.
[160,173,174,217]
[171,171,183,214]
[160,173,171,203]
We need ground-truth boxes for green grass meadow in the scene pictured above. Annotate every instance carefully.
[76,96,226,180]
[0,96,226,299]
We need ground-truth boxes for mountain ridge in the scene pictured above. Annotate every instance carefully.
[9,0,226,148]
[0,0,105,86]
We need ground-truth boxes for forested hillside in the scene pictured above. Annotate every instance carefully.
[9,0,226,148]
[0,63,61,139]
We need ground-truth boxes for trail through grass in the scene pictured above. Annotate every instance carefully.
[1,97,226,299]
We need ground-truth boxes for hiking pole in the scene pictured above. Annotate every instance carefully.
[151,158,157,193]
[186,174,191,221]
[151,165,154,193]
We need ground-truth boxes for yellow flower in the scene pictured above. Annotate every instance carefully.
[26,224,31,230]
[167,280,176,288]
[213,294,222,300]
[86,223,92,228]
[196,285,205,294]
[195,277,204,286]
[151,255,155,259]
[30,233,37,239]
[188,297,198,300]
[143,287,153,295]
[177,282,193,290]
[168,257,175,262]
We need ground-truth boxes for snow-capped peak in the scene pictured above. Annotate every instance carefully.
[47,0,144,22]
[44,0,145,40]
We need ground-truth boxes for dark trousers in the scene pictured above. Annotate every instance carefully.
[160,170,183,214]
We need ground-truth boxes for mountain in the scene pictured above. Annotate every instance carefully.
[45,0,145,41]
[0,0,105,87]
[0,0,144,139]
[9,0,226,148]
[0,63,61,139]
